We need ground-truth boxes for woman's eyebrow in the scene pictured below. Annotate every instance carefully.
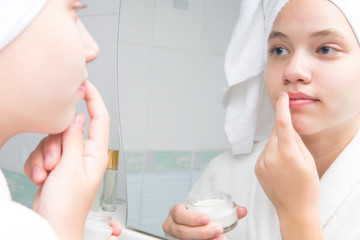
[310,29,344,39]
[268,29,345,42]
[268,31,288,42]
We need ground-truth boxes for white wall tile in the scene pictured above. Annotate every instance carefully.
[81,15,120,149]
[118,0,155,45]
[153,0,204,50]
[146,48,202,150]
[0,134,44,171]
[195,54,229,149]
[118,44,152,151]
[116,0,238,152]
[81,0,119,15]
[201,0,241,54]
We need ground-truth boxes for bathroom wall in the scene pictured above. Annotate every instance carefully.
[117,0,241,236]
[118,0,240,152]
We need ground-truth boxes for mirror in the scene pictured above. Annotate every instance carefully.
[117,0,241,237]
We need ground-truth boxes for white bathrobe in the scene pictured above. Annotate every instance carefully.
[0,170,58,239]
[189,128,360,239]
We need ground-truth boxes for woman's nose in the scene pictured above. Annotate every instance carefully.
[282,51,311,85]
[77,20,100,63]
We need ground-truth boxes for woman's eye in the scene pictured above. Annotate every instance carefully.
[270,47,289,56]
[73,1,88,11]
[318,46,337,55]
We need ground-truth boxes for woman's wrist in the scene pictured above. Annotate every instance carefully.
[278,208,323,240]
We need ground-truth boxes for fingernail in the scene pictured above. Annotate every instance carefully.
[44,153,53,169]
[215,236,227,240]
[279,91,287,98]
[198,215,209,225]
[213,226,223,236]
[72,114,85,129]
[79,82,86,96]
[33,166,45,183]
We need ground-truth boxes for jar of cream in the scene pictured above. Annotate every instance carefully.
[83,210,112,240]
[186,192,237,233]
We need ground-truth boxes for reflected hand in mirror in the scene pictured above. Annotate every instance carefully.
[162,203,247,240]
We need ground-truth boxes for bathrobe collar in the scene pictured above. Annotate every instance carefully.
[320,126,360,226]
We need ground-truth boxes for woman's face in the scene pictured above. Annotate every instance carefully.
[265,0,360,136]
[0,0,99,134]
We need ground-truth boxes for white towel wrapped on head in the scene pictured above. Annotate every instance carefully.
[223,0,288,155]
[0,0,48,50]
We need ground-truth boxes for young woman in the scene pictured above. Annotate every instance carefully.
[163,0,360,239]
[0,0,121,239]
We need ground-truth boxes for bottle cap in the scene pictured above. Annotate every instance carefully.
[107,150,119,170]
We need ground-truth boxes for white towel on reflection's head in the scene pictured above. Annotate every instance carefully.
[223,0,360,155]
[330,0,360,44]
[223,0,289,155]
[0,0,48,51]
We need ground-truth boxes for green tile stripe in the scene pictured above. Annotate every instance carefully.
[1,168,37,208]
[147,151,192,172]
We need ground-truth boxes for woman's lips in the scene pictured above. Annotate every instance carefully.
[287,92,319,109]
[78,80,86,97]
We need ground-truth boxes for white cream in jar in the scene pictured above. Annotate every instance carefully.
[186,192,237,233]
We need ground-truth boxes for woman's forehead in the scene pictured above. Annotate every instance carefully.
[272,0,357,41]
[275,0,342,25]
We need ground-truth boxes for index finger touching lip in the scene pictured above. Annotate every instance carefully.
[83,80,110,142]
[275,91,295,149]
[83,80,108,118]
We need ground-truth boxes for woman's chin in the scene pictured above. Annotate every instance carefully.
[45,113,77,135]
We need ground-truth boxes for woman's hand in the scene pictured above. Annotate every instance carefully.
[109,220,122,238]
[24,133,62,186]
[24,132,123,240]
[23,81,118,239]
[255,91,322,239]
[162,203,247,240]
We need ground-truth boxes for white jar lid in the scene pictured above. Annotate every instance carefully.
[84,211,113,240]
[187,192,238,233]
